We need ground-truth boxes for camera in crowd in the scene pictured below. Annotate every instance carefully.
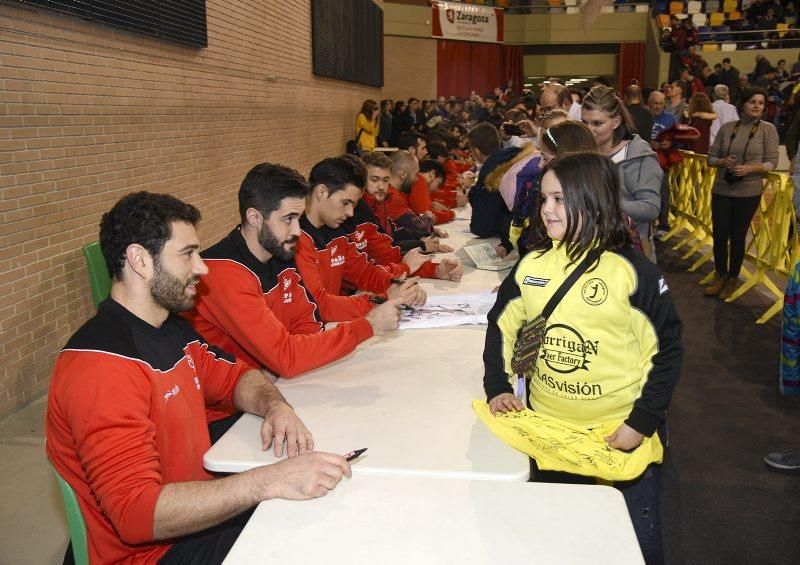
[724,168,743,184]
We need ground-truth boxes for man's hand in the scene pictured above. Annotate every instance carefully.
[261,402,314,458]
[517,119,537,138]
[251,451,351,502]
[423,210,437,222]
[488,393,524,415]
[604,423,645,451]
[365,297,403,335]
[434,227,448,238]
[431,201,448,211]
[402,248,427,274]
[459,170,476,189]
[422,237,453,253]
[495,244,508,259]
[456,190,468,208]
[435,258,463,281]
[387,277,427,306]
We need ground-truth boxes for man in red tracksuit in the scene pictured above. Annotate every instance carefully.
[408,160,455,225]
[343,151,462,282]
[46,191,349,564]
[184,163,402,400]
[295,155,427,321]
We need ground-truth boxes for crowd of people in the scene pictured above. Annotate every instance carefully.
[43,57,800,563]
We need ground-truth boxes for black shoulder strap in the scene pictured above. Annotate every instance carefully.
[542,249,601,318]
[355,128,365,142]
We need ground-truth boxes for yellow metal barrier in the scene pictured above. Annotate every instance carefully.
[666,151,795,324]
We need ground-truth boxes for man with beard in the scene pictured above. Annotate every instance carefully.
[296,155,427,321]
[46,192,350,564]
[343,151,463,282]
[185,163,403,405]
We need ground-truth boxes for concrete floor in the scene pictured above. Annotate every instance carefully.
[0,240,798,564]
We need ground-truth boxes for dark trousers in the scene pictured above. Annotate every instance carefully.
[711,193,761,278]
[530,460,664,565]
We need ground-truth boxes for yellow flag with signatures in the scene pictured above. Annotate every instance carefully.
[472,400,663,482]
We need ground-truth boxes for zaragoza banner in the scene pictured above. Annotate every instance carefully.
[432,1,504,44]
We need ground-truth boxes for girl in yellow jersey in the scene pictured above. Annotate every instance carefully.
[483,152,682,564]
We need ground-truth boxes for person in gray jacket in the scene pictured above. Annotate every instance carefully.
[705,87,779,300]
[582,85,662,261]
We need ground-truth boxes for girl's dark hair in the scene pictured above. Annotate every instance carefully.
[736,87,768,113]
[581,85,635,145]
[529,152,631,266]
[540,121,596,156]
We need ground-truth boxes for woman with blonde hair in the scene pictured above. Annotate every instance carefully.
[355,99,380,152]
[582,86,662,261]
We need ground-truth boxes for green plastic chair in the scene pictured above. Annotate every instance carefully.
[82,242,111,309]
[53,467,89,565]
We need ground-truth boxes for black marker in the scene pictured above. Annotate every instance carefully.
[344,448,368,462]
[369,295,414,311]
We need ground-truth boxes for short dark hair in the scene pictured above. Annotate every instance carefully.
[397,132,423,152]
[238,163,308,223]
[408,97,419,105]
[309,154,367,194]
[419,159,445,180]
[426,141,449,160]
[530,152,630,263]
[99,191,201,281]
[722,57,731,64]
[736,86,768,112]
[466,123,501,157]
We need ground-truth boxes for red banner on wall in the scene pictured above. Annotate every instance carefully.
[432,1,504,44]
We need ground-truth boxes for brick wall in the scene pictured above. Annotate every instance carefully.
[383,36,437,102]
[0,1,382,418]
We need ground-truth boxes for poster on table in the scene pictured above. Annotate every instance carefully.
[431,1,505,44]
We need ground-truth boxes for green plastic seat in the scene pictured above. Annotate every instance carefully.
[53,467,89,565]
[82,242,111,309]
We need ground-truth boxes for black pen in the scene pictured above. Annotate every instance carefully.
[390,277,419,286]
[344,448,367,462]
[369,295,414,311]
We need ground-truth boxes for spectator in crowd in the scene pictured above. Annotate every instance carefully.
[705,87,779,299]
[684,92,717,155]
[679,67,706,99]
[354,99,380,152]
[625,85,654,141]
[377,100,393,148]
[582,85,662,261]
[719,58,741,103]
[786,110,800,161]
[500,108,535,148]
[484,152,682,565]
[754,67,779,90]
[408,159,455,225]
[750,55,774,83]
[776,59,790,81]
[665,80,687,123]
[710,84,740,146]
[792,53,800,76]
[391,100,407,145]
[791,140,800,222]
[394,98,419,136]
[660,81,671,97]
[764,254,800,472]
[397,132,427,160]
[466,122,518,254]
[648,90,678,238]
[540,82,581,120]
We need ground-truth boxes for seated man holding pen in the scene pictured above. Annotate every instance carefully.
[46,192,350,564]
[184,163,404,426]
[343,151,463,282]
[295,155,427,320]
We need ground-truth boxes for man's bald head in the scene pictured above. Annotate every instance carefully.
[539,83,573,113]
[390,150,420,191]
[625,85,643,104]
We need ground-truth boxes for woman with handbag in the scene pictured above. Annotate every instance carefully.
[483,152,683,564]
[704,87,779,299]
[354,99,380,152]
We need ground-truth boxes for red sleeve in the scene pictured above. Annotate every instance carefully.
[341,238,395,293]
[53,353,163,545]
[196,340,251,408]
[193,262,373,378]
[295,233,373,321]
[411,260,438,279]
[433,208,455,224]
[408,175,433,215]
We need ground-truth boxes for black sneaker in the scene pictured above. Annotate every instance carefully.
[764,448,800,472]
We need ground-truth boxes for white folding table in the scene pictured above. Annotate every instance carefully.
[223,475,644,565]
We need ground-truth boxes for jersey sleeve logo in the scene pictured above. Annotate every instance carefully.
[522,276,549,287]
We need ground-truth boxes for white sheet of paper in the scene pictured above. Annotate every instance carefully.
[463,242,516,271]
[399,291,496,329]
